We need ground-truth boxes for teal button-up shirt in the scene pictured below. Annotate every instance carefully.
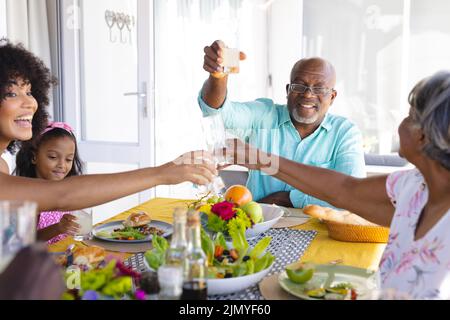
[198,95,366,208]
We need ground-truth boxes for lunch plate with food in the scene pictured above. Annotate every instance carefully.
[278,262,379,300]
[92,211,173,243]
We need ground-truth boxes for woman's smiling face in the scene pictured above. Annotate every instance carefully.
[0,78,38,149]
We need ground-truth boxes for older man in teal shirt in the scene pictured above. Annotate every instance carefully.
[199,40,366,208]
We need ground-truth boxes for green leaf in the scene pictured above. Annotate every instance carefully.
[80,272,107,291]
[227,218,249,260]
[152,235,169,252]
[95,231,114,239]
[144,249,165,271]
[214,232,228,250]
[111,231,146,240]
[249,236,271,259]
[245,259,255,275]
[101,277,132,298]
[232,263,247,277]
[207,213,228,233]
[201,228,215,265]
[255,252,270,272]
[234,208,252,229]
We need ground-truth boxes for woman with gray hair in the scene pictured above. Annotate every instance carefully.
[227,71,450,299]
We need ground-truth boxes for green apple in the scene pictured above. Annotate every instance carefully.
[241,201,263,224]
[285,264,315,284]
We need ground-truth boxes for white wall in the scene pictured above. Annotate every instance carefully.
[267,0,303,103]
[153,0,269,199]
[0,0,7,38]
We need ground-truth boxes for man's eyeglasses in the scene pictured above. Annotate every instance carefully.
[289,83,334,96]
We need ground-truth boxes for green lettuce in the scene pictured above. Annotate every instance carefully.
[201,228,215,265]
[214,232,228,250]
[249,237,271,259]
[227,218,249,263]
[207,213,228,233]
[143,235,169,270]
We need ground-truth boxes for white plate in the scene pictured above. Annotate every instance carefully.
[278,263,379,300]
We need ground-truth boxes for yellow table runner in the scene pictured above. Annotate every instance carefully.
[48,198,386,270]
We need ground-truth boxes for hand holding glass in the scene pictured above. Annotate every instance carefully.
[222,48,240,74]
[196,114,227,196]
[71,209,93,241]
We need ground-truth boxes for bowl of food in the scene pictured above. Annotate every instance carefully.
[144,222,275,296]
[302,205,390,243]
[195,185,283,240]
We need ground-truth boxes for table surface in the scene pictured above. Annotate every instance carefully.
[49,198,386,271]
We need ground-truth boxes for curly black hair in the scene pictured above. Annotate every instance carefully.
[0,38,57,153]
[14,127,84,178]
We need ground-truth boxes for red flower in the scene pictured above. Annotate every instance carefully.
[211,201,236,221]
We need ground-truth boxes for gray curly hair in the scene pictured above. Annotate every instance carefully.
[408,71,450,170]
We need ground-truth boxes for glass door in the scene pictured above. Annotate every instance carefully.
[60,0,154,223]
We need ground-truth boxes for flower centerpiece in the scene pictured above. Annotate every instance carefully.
[193,185,264,236]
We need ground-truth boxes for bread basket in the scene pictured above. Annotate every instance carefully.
[325,220,390,243]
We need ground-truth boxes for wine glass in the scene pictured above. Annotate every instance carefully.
[195,114,227,196]
[71,208,93,241]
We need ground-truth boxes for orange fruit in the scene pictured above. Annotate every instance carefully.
[224,185,252,206]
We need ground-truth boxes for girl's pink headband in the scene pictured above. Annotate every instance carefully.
[41,122,74,136]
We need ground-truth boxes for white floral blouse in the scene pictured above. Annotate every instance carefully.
[379,169,450,299]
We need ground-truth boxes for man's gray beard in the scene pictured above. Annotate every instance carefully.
[291,109,319,125]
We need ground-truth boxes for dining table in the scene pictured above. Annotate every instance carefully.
[48,197,387,299]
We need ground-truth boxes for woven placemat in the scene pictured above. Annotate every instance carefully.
[82,238,153,253]
[124,228,317,300]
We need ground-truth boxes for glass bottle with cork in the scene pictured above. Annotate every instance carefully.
[165,207,188,267]
[157,208,187,300]
[181,209,208,300]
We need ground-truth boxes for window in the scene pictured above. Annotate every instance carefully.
[153,0,268,198]
[301,0,450,155]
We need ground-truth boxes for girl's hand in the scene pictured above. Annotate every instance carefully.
[160,150,218,186]
[57,214,80,235]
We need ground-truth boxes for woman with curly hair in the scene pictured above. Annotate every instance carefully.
[228,71,450,299]
[0,39,217,212]
[0,39,54,159]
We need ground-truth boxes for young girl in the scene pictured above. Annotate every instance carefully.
[14,121,84,243]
